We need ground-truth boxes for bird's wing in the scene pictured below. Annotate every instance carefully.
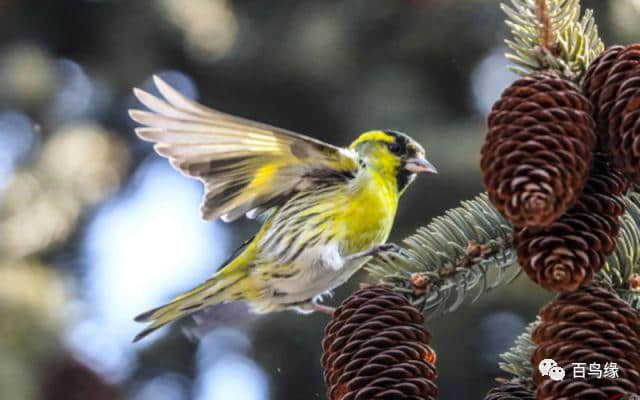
[129,76,359,222]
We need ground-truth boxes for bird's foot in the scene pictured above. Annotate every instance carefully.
[298,302,335,316]
[379,243,410,258]
[377,243,402,254]
[344,243,405,262]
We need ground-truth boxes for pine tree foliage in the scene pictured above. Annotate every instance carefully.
[369,191,640,319]
[596,192,640,308]
[499,319,539,379]
[367,193,520,318]
[502,0,604,80]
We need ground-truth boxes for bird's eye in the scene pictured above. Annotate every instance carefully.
[388,142,401,154]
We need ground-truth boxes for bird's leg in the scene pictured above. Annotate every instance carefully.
[343,243,403,262]
[298,302,335,315]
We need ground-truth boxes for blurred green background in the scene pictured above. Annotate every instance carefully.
[0,0,638,399]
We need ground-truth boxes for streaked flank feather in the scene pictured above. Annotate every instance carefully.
[130,76,436,341]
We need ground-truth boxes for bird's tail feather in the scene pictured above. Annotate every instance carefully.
[133,270,255,342]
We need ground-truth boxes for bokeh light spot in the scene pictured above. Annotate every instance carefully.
[472,47,518,116]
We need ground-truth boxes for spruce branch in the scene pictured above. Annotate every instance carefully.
[498,319,539,379]
[368,191,640,320]
[366,193,520,319]
[502,0,604,80]
[596,192,640,308]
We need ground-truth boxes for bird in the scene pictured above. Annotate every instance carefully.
[129,76,437,342]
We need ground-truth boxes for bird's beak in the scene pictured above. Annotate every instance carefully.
[405,156,437,174]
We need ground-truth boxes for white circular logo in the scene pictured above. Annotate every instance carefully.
[548,366,565,382]
[538,358,558,376]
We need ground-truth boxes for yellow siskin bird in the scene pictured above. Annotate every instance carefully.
[129,76,437,342]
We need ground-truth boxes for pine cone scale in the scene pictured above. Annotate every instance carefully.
[484,379,536,400]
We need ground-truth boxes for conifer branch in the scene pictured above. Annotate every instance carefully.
[499,319,539,379]
[502,0,604,80]
[596,192,640,308]
[535,0,556,54]
[368,191,640,319]
[366,193,520,318]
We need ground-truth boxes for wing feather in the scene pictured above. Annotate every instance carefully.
[129,76,358,221]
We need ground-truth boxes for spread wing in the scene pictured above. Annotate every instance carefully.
[129,76,359,222]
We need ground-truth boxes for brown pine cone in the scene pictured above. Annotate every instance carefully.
[321,285,437,400]
[583,45,627,150]
[484,379,535,400]
[532,284,640,399]
[514,155,627,292]
[481,71,597,228]
[618,70,640,183]
[584,44,640,182]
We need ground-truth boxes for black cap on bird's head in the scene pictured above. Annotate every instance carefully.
[349,129,437,193]
[382,130,437,174]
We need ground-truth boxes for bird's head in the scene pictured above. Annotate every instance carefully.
[349,130,437,193]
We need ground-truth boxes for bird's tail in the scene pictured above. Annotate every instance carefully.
[133,259,256,342]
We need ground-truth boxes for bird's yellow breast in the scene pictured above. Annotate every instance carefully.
[337,168,399,254]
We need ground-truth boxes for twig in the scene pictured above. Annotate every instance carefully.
[535,0,558,54]
[409,236,515,295]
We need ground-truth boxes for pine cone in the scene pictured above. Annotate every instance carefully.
[514,155,627,292]
[532,284,640,399]
[321,285,437,400]
[481,71,596,228]
[484,379,536,400]
[584,44,640,182]
[583,45,626,150]
[618,69,640,183]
